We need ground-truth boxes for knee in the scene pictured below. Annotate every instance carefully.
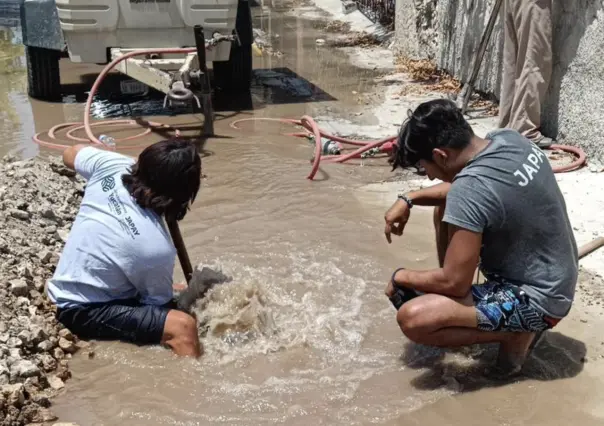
[396,303,429,343]
[433,205,444,228]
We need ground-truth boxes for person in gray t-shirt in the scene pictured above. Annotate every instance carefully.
[383,99,578,377]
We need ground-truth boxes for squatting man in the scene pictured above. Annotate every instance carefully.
[383,99,578,375]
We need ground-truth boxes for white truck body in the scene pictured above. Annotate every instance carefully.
[55,0,238,63]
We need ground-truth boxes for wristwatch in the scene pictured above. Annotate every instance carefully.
[397,194,413,209]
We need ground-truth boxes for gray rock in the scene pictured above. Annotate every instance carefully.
[53,347,65,360]
[20,402,43,423]
[58,328,74,341]
[2,383,25,407]
[15,199,28,210]
[58,337,76,354]
[16,296,30,308]
[41,208,58,221]
[49,161,76,177]
[34,277,45,292]
[9,209,30,221]
[55,229,70,243]
[37,407,59,422]
[37,340,54,352]
[16,330,31,346]
[0,237,9,253]
[17,263,33,280]
[47,375,64,390]
[30,327,47,345]
[39,354,57,372]
[7,337,22,348]
[23,376,40,395]
[9,278,28,297]
[11,360,41,378]
[16,315,31,329]
[0,333,8,344]
[32,393,51,408]
[38,250,52,264]
[45,225,58,234]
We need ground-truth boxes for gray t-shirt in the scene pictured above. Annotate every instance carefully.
[442,129,578,318]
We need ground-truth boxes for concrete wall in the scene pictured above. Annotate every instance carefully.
[394,0,604,164]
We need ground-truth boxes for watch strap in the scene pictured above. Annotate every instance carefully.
[397,194,413,208]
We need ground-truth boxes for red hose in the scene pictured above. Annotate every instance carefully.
[31,50,587,179]
[230,117,587,179]
[33,48,196,152]
[550,144,586,173]
[300,115,323,180]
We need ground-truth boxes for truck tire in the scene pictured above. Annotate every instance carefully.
[213,0,253,92]
[26,46,61,101]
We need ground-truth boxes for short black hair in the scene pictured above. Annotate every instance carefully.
[390,99,474,170]
[122,139,201,222]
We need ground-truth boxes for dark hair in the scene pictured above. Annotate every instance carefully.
[122,139,202,222]
[390,99,474,170]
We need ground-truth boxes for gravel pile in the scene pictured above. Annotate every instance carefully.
[0,154,88,425]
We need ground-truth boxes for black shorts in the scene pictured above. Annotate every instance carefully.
[56,299,178,345]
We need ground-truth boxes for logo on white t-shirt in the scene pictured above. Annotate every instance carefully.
[101,176,116,192]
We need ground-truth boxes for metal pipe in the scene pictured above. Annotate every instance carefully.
[167,219,194,284]
[458,0,503,114]
[194,24,214,136]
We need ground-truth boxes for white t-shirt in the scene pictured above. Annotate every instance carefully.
[47,147,177,308]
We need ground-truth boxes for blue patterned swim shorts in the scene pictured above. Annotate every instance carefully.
[472,280,561,332]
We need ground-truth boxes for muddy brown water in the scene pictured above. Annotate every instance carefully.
[2,3,604,425]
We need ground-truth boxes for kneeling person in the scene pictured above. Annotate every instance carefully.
[48,140,203,357]
[383,99,578,374]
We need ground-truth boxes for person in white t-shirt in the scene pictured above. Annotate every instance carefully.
[47,139,203,357]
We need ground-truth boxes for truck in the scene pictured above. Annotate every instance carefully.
[20,0,254,105]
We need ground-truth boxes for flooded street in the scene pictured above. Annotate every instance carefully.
[2,1,604,425]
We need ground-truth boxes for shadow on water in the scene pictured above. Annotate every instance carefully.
[400,331,586,393]
[56,66,337,120]
[44,63,338,154]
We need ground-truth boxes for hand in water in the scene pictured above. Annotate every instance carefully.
[176,266,232,313]
[384,199,411,243]
[173,282,187,292]
[384,280,395,298]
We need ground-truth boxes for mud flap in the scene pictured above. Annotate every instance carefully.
[21,0,65,51]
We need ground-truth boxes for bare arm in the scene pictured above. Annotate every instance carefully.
[384,182,451,243]
[406,182,451,206]
[392,224,481,298]
[62,144,89,171]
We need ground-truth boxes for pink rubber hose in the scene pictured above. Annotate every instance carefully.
[230,117,586,179]
[32,49,587,179]
[33,48,197,151]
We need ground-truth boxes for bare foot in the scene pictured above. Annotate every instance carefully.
[484,332,538,379]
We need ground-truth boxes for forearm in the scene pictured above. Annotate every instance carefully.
[393,267,468,298]
[406,182,450,206]
[62,144,88,171]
